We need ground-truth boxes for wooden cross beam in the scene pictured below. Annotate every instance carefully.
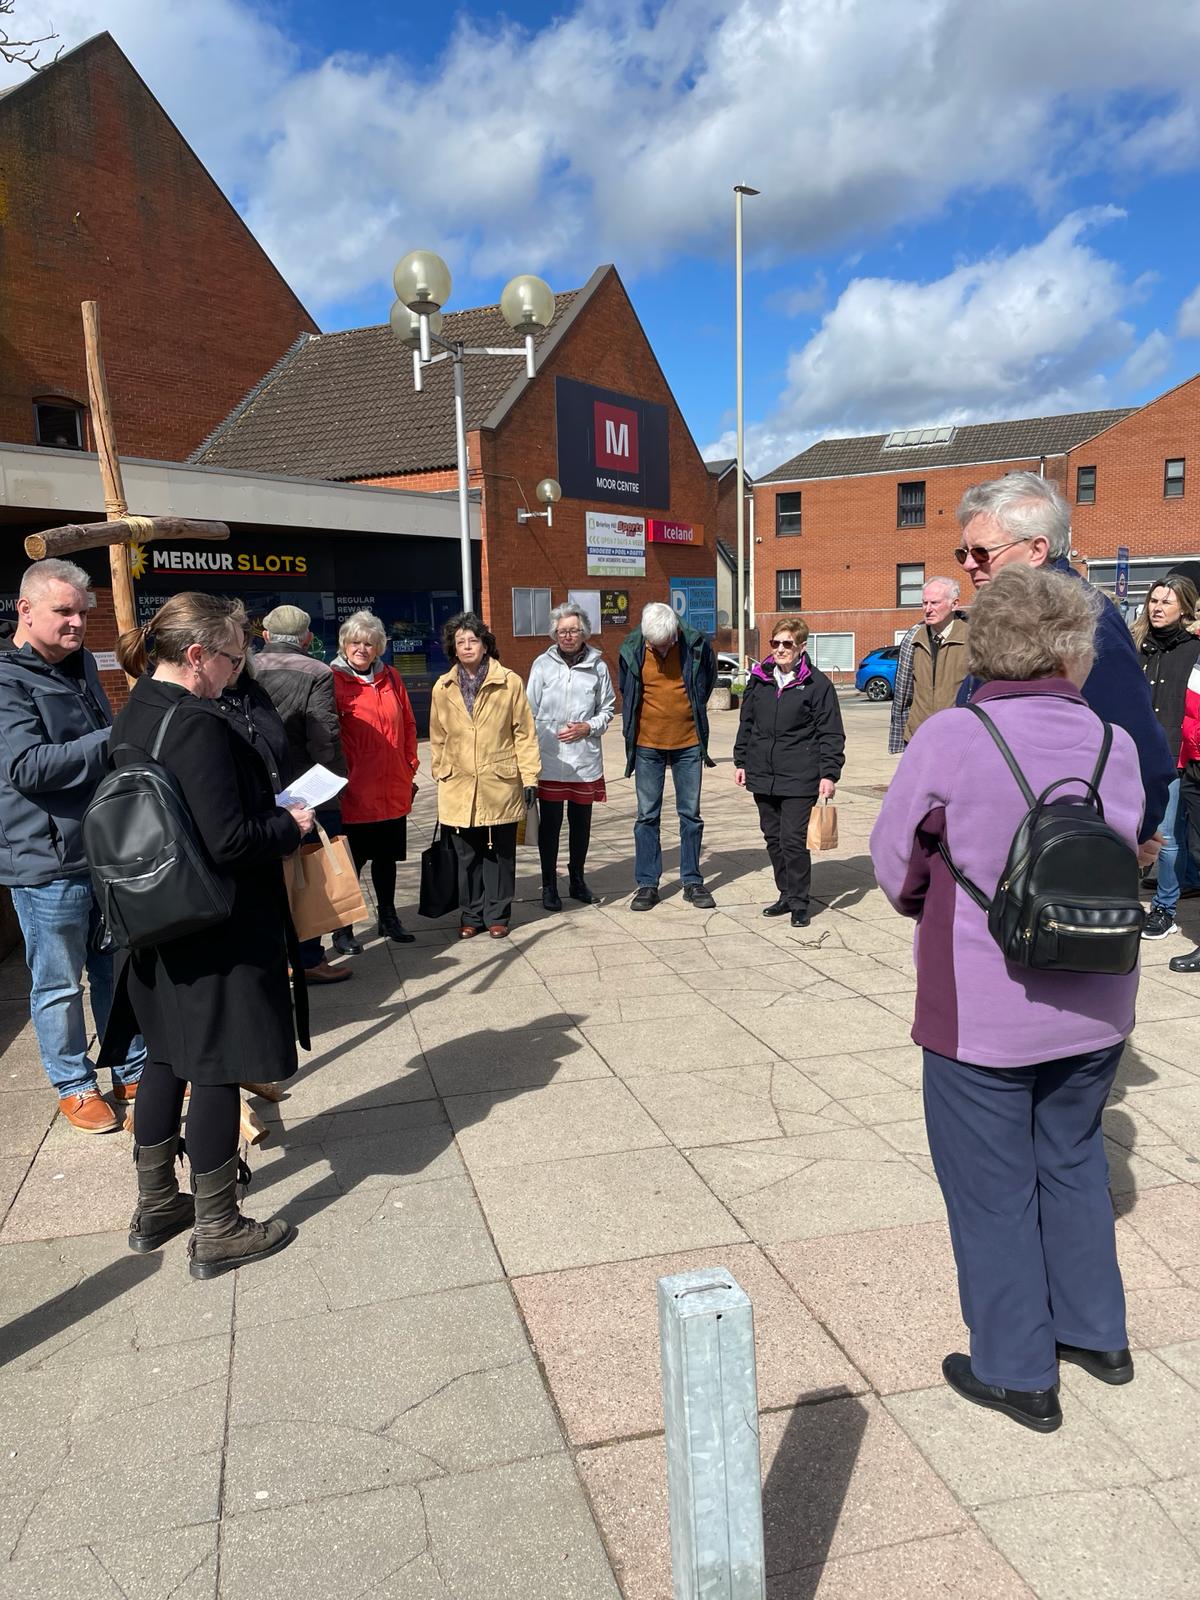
[22,302,230,683]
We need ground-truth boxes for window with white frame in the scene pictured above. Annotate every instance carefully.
[512,587,551,637]
[811,632,855,673]
[897,563,925,607]
[776,568,802,609]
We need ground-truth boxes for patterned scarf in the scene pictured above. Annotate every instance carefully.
[457,659,489,717]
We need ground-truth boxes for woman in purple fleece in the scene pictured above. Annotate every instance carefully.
[871,564,1151,1433]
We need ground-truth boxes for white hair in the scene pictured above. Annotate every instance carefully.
[641,601,679,647]
[924,576,961,604]
[548,601,591,641]
[338,609,387,653]
[957,471,1072,560]
[20,559,93,604]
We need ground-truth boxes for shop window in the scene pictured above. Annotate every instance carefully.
[811,633,855,673]
[1165,459,1186,499]
[776,568,801,610]
[775,491,801,536]
[34,399,85,450]
[512,587,551,637]
[1076,465,1096,504]
[897,481,925,527]
[897,563,925,607]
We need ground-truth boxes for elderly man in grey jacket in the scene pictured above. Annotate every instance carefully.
[0,560,145,1132]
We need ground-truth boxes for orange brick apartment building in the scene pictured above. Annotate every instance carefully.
[754,376,1200,677]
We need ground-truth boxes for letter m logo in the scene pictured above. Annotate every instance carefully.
[594,400,639,472]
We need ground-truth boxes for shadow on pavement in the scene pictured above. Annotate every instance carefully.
[762,1388,869,1597]
[0,1250,163,1368]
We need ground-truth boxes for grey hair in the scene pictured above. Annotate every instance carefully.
[20,559,93,605]
[966,564,1101,684]
[957,471,1072,560]
[338,610,387,654]
[924,576,961,604]
[641,601,679,647]
[548,601,591,642]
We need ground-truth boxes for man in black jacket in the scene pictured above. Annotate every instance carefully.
[0,560,145,1131]
[254,605,350,983]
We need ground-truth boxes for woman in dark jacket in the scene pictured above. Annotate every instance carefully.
[1133,576,1200,941]
[733,615,845,928]
[100,592,314,1280]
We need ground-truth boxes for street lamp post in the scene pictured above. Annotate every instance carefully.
[734,183,759,672]
[391,251,558,613]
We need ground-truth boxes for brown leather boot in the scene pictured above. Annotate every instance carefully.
[187,1157,294,1280]
[128,1136,194,1252]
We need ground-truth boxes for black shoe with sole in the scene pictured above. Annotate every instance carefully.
[790,911,810,928]
[378,909,416,944]
[1168,945,1200,973]
[762,898,790,917]
[630,886,659,911]
[542,883,563,912]
[1055,1342,1134,1384]
[332,927,364,956]
[942,1352,1062,1432]
[568,874,594,904]
[682,884,716,909]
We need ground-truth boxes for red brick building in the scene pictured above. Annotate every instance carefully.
[195,265,719,683]
[0,32,316,463]
[754,377,1200,678]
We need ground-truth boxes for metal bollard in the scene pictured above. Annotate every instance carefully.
[657,1266,766,1599]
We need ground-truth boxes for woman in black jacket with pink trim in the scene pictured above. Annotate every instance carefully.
[734,616,845,927]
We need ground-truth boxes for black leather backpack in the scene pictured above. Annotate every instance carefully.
[83,702,233,949]
[939,704,1144,975]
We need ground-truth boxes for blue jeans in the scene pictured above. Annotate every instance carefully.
[633,745,704,887]
[1152,775,1198,913]
[10,874,146,1099]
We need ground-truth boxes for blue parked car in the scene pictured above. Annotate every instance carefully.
[855,645,901,701]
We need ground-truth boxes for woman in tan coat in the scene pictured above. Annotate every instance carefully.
[429,611,540,937]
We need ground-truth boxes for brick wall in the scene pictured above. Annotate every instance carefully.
[358,269,719,687]
[0,34,317,463]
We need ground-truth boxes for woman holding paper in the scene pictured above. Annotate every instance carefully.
[331,610,419,947]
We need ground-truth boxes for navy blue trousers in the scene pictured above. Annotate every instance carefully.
[923,1042,1127,1392]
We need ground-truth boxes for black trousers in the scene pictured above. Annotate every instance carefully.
[754,792,816,911]
[452,823,518,928]
[537,800,593,884]
[133,1060,240,1174]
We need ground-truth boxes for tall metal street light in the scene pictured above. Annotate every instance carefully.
[734,183,759,672]
[391,251,559,613]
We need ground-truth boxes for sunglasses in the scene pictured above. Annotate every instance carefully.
[769,637,799,649]
[953,536,1032,567]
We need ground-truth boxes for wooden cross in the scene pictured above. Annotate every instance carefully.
[22,301,230,685]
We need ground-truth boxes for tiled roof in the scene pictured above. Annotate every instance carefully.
[193,284,591,480]
[759,408,1136,484]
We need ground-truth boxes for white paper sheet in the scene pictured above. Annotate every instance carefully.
[275,764,348,810]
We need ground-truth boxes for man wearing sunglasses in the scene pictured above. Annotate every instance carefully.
[953,471,1173,847]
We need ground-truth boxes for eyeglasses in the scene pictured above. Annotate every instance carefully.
[215,649,245,671]
[556,627,583,637]
[769,638,798,649]
[953,536,1032,567]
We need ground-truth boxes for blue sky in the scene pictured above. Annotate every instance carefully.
[7,0,1200,472]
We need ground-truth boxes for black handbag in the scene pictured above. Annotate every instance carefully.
[418,822,460,919]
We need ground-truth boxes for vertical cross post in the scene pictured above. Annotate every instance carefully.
[658,1267,766,1599]
[81,300,137,682]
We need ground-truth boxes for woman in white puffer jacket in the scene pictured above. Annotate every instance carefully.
[526,602,616,910]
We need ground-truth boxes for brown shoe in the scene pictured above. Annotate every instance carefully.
[304,959,352,984]
[240,1080,286,1102]
[110,1077,139,1104]
[60,1091,120,1135]
[459,925,481,938]
[488,924,510,938]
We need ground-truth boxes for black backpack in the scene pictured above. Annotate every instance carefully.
[83,702,233,950]
[939,704,1144,975]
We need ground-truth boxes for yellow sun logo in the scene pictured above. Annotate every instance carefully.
[128,541,146,579]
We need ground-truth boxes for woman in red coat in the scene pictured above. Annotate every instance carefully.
[331,610,419,950]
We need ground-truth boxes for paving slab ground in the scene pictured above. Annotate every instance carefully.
[3,696,1200,1597]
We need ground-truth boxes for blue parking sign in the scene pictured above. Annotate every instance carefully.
[670,576,717,637]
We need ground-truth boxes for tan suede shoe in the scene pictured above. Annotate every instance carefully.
[59,1091,120,1135]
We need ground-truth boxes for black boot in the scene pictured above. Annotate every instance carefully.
[567,872,594,904]
[128,1136,194,1253]
[378,908,416,944]
[1056,1342,1134,1384]
[542,880,563,912]
[942,1352,1062,1432]
[188,1156,294,1280]
[1168,945,1200,973]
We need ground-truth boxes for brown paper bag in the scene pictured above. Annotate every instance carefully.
[286,824,368,942]
[806,799,839,852]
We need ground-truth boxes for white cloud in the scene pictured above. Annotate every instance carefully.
[766,274,828,319]
[705,211,1146,473]
[5,0,1200,311]
[1180,285,1200,339]
[1121,330,1172,390]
